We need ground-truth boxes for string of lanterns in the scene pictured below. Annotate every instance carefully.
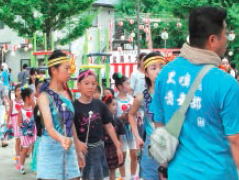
[117,18,183,43]
[1,40,33,56]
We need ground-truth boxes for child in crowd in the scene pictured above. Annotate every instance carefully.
[7,84,23,164]
[37,50,80,179]
[93,84,102,99]
[28,68,38,93]
[113,72,138,180]
[103,87,115,97]
[103,94,125,180]
[16,86,36,174]
[73,70,123,180]
[128,52,166,180]
[31,80,45,172]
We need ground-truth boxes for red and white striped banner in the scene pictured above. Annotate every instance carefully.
[110,63,137,79]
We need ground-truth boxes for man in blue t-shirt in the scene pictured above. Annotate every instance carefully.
[150,7,239,180]
[1,63,10,104]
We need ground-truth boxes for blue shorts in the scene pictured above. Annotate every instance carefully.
[140,135,160,180]
[37,136,80,179]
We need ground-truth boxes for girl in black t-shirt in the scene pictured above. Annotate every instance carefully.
[102,94,125,180]
[73,70,123,180]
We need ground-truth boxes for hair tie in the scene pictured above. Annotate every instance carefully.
[117,72,122,78]
[21,84,28,90]
[103,94,113,103]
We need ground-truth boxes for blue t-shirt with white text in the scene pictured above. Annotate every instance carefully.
[150,57,239,180]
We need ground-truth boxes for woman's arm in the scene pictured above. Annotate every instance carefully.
[128,94,144,149]
[72,123,87,155]
[17,110,22,127]
[6,100,13,126]
[38,92,71,150]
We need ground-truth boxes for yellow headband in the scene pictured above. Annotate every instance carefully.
[47,57,70,68]
[144,56,166,69]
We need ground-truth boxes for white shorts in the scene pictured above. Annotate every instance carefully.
[3,85,9,97]
[122,127,137,152]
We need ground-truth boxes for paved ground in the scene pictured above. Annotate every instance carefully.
[0,139,36,180]
[0,139,135,180]
[0,103,138,180]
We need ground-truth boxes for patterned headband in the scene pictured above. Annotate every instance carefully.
[47,57,70,68]
[143,56,166,69]
[77,70,96,81]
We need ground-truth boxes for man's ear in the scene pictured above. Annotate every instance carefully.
[207,34,218,51]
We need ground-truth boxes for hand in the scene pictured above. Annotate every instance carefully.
[60,136,72,150]
[79,142,88,155]
[116,148,123,165]
[120,113,128,122]
[77,152,86,168]
[158,165,168,180]
[135,136,144,150]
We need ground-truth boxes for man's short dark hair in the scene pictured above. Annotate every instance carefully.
[189,6,227,48]
[23,63,28,70]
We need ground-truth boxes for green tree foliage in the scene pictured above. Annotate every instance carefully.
[114,0,188,49]
[115,0,239,65]
[160,0,239,63]
[0,0,96,47]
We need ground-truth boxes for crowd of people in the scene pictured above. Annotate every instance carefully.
[0,6,239,180]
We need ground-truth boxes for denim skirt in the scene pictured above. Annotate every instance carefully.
[37,136,80,180]
[82,143,109,179]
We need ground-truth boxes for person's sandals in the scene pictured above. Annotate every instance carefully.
[1,143,8,147]
[20,168,26,175]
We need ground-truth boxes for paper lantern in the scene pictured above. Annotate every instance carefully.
[129,19,134,24]
[121,35,125,40]
[144,27,149,33]
[131,32,135,38]
[139,25,144,30]
[129,37,133,43]
[228,31,235,41]
[3,44,8,52]
[28,44,33,49]
[161,31,168,40]
[228,51,233,56]
[118,21,123,26]
[145,18,149,24]
[117,46,122,52]
[176,21,182,28]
